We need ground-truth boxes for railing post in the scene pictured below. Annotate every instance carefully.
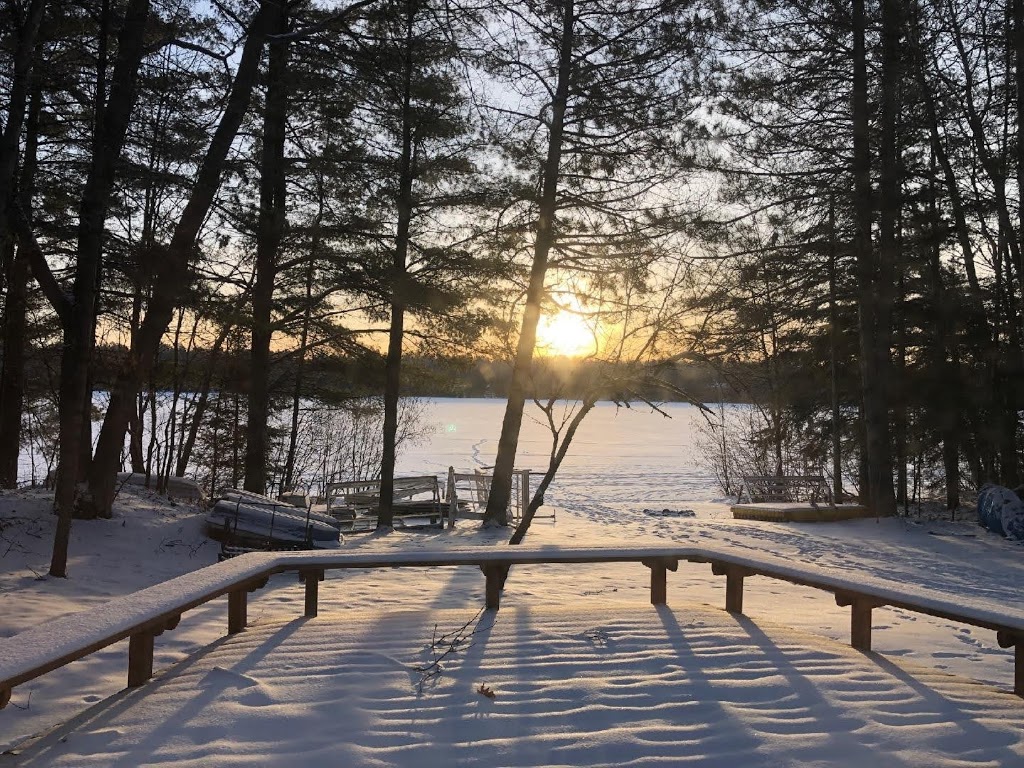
[711,562,748,614]
[643,558,678,605]
[836,592,880,651]
[726,571,744,614]
[850,600,872,651]
[651,562,667,604]
[481,563,507,610]
[127,630,155,688]
[1016,644,1024,698]
[301,569,323,618]
[228,588,247,635]
[997,631,1024,697]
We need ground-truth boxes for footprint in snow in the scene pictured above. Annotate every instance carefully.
[201,666,260,689]
[201,666,277,706]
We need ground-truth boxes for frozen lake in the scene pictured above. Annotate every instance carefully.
[17,396,722,506]
[398,398,720,507]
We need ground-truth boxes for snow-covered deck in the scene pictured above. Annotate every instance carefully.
[11,605,1024,767]
[3,544,1024,715]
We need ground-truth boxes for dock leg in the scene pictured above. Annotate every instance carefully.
[128,630,155,688]
[228,589,247,634]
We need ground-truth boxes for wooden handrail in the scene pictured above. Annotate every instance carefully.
[2,545,1023,711]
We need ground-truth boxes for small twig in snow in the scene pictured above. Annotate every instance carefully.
[413,608,493,693]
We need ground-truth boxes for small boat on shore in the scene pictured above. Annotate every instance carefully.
[206,489,343,550]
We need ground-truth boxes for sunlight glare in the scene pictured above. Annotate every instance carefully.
[536,308,597,357]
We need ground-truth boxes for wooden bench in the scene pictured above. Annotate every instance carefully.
[2,545,1023,712]
[325,476,443,529]
[737,475,835,506]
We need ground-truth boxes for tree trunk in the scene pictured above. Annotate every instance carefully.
[922,146,962,510]
[827,200,843,500]
[244,2,289,495]
[48,0,151,576]
[484,0,574,526]
[0,83,41,488]
[284,255,316,491]
[175,320,234,476]
[0,238,28,489]
[0,0,46,488]
[509,398,595,545]
[128,403,145,473]
[0,0,46,248]
[1015,0,1024,270]
[853,0,898,517]
[908,7,995,496]
[851,0,873,506]
[893,266,907,508]
[378,0,418,531]
[86,3,272,518]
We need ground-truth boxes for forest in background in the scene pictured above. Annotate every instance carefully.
[3,0,1024,567]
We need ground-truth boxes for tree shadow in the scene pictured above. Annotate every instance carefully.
[16,618,309,767]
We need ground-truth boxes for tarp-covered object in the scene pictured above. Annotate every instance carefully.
[206,499,342,548]
[976,484,1024,540]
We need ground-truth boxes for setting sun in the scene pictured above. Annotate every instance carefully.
[536,309,598,357]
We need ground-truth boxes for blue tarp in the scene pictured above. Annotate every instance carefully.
[977,484,1024,541]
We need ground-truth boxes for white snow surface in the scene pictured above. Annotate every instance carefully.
[2,399,1024,765]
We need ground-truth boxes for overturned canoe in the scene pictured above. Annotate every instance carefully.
[206,499,342,548]
[218,489,343,530]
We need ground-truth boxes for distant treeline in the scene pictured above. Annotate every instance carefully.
[16,343,750,405]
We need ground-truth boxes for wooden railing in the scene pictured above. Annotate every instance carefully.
[2,545,1023,712]
[444,467,537,526]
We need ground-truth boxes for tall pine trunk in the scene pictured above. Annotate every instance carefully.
[484,0,574,526]
[378,0,418,530]
[0,84,41,488]
[244,3,290,495]
[853,0,898,517]
[0,0,46,248]
[47,0,151,576]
